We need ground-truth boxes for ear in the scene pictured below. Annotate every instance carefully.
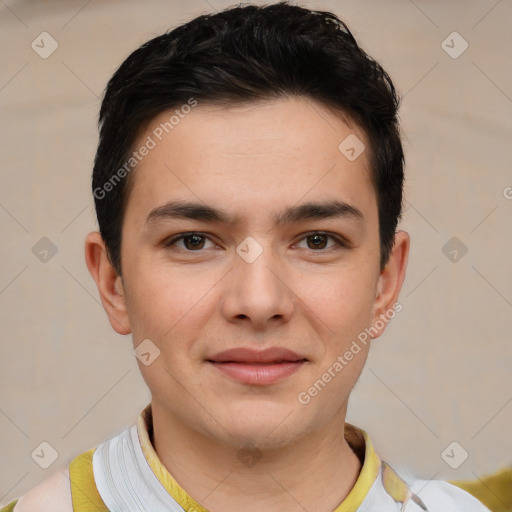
[84,232,131,335]
[370,230,410,340]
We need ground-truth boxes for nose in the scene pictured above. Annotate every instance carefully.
[220,243,295,331]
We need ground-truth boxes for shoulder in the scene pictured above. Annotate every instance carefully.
[410,478,491,511]
[11,467,73,512]
[4,448,109,512]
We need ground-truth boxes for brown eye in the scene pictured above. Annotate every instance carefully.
[307,234,328,249]
[165,232,216,251]
[295,232,344,251]
[183,234,206,250]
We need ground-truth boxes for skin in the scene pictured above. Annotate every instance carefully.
[85,96,409,511]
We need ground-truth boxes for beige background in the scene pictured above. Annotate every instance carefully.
[1,0,511,505]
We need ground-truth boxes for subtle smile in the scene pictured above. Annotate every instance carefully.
[207,347,308,385]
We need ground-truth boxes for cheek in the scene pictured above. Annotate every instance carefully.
[123,263,217,343]
[126,271,212,398]
[302,266,376,337]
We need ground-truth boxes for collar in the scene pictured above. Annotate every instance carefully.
[137,403,382,512]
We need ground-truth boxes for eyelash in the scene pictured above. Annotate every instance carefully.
[164,231,348,252]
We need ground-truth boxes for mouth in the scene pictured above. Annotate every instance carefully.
[207,347,308,385]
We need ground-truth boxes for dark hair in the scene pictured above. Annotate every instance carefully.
[92,1,404,275]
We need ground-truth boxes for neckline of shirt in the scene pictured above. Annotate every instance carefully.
[136,403,381,512]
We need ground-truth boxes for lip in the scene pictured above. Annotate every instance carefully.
[209,347,305,364]
[207,347,307,385]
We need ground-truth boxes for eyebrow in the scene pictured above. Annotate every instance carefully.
[145,199,364,227]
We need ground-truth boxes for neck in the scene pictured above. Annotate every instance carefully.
[150,402,362,512]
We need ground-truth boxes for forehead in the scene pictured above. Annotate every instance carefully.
[125,97,377,228]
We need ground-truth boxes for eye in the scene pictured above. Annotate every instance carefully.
[295,232,346,250]
[164,232,216,251]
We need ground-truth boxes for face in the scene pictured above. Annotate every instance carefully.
[90,97,408,450]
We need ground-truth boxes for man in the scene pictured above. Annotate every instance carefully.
[2,2,491,511]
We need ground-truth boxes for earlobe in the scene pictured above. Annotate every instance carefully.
[370,230,410,340]
[84,232,131,335]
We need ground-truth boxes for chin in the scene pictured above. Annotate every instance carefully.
[212,400,309,449]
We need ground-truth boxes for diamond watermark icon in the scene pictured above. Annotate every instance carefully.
[32,237,58,263]
[442,236,468,263]
[236,236,263,264]
[441,441,469,469]
[31,32,59,59]
[441,32,468,59]
[338,134,365,161]
[237,443,263,468]
[31,441,59,469]
[134,338,161,366]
